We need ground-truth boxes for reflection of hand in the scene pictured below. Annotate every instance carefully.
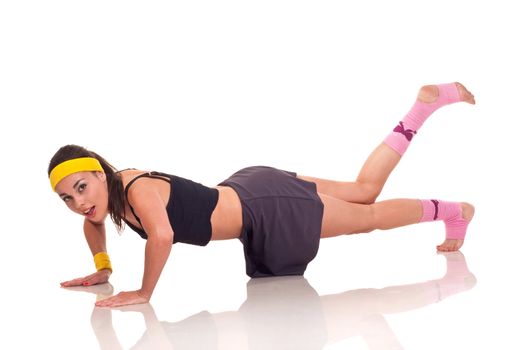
[91,298,172,349]
[60,269,111,287]
[90,306,125,350]
[111,302,157,318]
[61,282,114,302]
[95,290,150,308]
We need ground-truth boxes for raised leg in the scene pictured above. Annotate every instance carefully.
[299,82,475,204]
[300,144,400,204]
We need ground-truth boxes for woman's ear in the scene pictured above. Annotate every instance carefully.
[96,171,107,182]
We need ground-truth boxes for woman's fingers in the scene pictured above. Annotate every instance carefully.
[84,270,111,286]
[81,276,96,286]
[95,291,149,308]
[60,271,107,287]
[60,276,88,287]
[81,273,103,286]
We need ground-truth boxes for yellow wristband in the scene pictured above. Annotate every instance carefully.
[94,252,113,273]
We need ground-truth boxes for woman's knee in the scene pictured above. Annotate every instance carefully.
[354,182,381,204]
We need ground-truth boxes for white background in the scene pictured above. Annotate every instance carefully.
[1,1,524,349]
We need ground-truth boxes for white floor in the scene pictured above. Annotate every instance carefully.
[5,226,525,350]
[2,1,525,349]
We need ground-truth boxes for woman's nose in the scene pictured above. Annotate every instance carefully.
[73,196,86,210]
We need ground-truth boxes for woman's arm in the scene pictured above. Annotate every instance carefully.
[96,179,174,307]
[60,220,111,287]
[84,219,108,256]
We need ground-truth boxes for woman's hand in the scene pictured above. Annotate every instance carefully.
[95,290,150,308]
[60,269,111,287]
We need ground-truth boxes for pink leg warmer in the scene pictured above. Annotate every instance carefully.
[384,83,461,155]
[419,199,470,240]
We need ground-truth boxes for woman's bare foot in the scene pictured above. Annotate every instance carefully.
[437,238,464,252]
[417,82,476,105]
[455,82,476,104]
[437,202,475,252]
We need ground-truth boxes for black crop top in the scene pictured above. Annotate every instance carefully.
[122,171,219,246]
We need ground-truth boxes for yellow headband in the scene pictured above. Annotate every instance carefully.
[49,157,104,191]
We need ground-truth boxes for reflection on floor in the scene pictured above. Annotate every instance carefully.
[65,251,476,349]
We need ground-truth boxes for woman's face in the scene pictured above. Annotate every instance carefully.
[54,171,109,224]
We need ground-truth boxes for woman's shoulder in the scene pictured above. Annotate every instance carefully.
[118,169,150,187]
[120,169,171,204]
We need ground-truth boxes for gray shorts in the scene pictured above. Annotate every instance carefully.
[219,166,324,277]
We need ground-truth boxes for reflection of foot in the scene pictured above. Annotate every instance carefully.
[437,251,477,299]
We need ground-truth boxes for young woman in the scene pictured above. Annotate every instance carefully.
[50,82,475,308]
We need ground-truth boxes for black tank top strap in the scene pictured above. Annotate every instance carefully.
[122,170,219,246]
[149,171,173,179]
[124,172,171,224]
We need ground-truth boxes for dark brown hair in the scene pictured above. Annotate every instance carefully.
[48,145,126,232]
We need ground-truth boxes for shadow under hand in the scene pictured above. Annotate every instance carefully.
[88,251,476,350]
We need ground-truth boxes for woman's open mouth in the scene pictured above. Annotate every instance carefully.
[84,206,96,218]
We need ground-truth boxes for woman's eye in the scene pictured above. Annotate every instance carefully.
[62,196,71,202]
[78,183,87,192]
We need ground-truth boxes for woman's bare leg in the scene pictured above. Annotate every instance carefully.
[318,193,475,251]
[299,82,475,204]
[300,144,400,204]
[319,194,422,237]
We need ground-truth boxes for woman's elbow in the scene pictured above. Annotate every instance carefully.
[148,230,174,245]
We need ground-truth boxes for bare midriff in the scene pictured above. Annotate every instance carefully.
[210,186,243,240]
